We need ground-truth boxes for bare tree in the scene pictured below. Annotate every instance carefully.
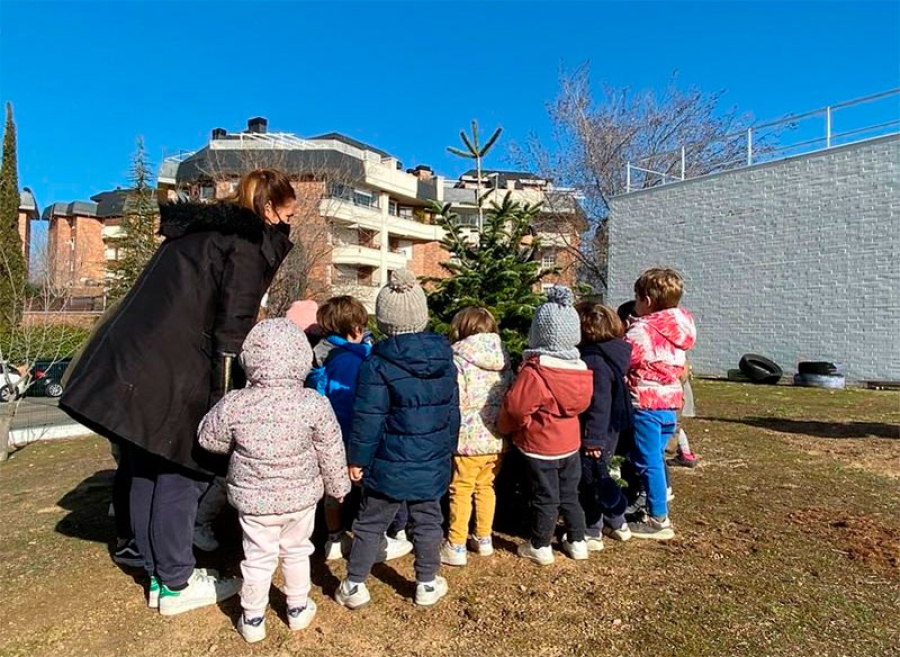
[511,62,771,292]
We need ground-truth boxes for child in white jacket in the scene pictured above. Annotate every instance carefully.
[440,307,513,567]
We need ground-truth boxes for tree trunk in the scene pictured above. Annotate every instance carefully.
[0,402,14,462]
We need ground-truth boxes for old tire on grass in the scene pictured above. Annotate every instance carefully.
[798,361,844,376]
[727,369,751,382]
[793,373,846,389]
[738,354,783,385]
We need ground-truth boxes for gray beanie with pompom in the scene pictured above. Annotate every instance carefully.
[375,269,429,337]
[525,285,582,361]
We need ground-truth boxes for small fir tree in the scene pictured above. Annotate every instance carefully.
[106,137,160,301]
[0,102,26,334]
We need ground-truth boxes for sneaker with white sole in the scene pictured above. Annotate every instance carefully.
[603,524,633,541]
[158,569,241,616]
[392,529,408,542]
[517,542,555,566]
[415,576,448,607]
[238,614,266,643]
[625,492,647,517]
[192,523,220,552]
[630,515,675,540]
[467,535,494,556]
[377,534,413,562]
[561,535,589,560]
[585,535,605,552]
[287,598,317,631]
[148,576,161,609]
[667,486,675,502]
[335,579,370,610]
[440,541,467,566]
[324,532,349,561]
[113,539,144,568]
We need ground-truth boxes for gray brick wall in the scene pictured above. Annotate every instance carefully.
[607,135,900,382]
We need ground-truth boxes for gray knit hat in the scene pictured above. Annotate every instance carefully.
[376,269,429,337]
[525,285,582,361]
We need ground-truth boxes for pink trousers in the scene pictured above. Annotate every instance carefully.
[238,506,316,615]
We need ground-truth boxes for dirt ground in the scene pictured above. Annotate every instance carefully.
[1,381,898,657]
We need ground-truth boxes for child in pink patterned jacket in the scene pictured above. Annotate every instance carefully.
[440,307,512,567]
[625,268,696,541]
[199,318,351,644]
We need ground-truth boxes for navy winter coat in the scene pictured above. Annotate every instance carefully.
[578,339,633,457]
[347,332,460,501]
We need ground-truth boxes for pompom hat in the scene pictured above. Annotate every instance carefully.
[525,285,582,361]
[375,269,429,336]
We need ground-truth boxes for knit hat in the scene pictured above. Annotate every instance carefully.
[375,269,428,337]
[525,285,582,361]
[286,299,319,333]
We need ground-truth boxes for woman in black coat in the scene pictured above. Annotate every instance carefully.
[60,169,295,615]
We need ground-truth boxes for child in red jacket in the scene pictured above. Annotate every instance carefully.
[625,268,696,540]
[499,286,593,566]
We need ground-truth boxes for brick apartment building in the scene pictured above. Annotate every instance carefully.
[156,117,585,310]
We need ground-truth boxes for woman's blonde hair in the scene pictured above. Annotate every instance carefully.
[225,169,295,220]
[449,306,499,343]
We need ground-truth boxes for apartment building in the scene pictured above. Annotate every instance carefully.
[157,117,584,310]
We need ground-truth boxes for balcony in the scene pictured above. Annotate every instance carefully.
[331,282,381,312]
[332,244,409,269]
[102,225,126,240]
[320,197,383,232]
[385,215,442,241]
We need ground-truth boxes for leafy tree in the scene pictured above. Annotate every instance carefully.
[0,102,25,334]
[426,195,558,359]
[106,137,159,301]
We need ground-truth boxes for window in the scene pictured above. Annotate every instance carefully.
[334,265,360,285]
[388,200,399,216]
[328,182,379,209]
[199,185,215,201]
[541,250,557,268]
[452,212,480,228]
[398,206,414,219]
[541,283,555,293]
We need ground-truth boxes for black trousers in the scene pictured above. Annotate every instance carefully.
[523,453,586,548]
[111,439,133,540]
[580,453,627,532]
[123,442,211,587]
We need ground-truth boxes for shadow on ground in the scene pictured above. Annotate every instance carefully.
[714,417,899,439]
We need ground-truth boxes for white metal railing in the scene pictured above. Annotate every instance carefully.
[625,88,900,193]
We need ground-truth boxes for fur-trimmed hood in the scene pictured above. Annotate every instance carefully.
[159,201,274,242]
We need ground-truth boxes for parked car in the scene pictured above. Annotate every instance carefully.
[0,361,27,403]
[26,359,71,398]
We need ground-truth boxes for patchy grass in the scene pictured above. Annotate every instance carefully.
[0,381,898,657]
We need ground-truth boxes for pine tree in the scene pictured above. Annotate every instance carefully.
[106,137,159,301]
[426,194,559,358]
[0,102,26,335]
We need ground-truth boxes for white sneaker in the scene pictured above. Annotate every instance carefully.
[335,579,371,610]
[667,486,675,502]
[158,569,241,616]
[415,576,448,607]
[517,542,555,566]
[238,614,266,643]
[603,524,633,541]
[393,529,408,542]
[149,569,218,609]
[630,515,676,541]
[378,534,413,562]
[440,541,467,566]
[467,535,494,556]
[561,536,589,560]
[287,598,317,631]
[192,523,220,552]
[585,535,605,552]
[324,532,349,561]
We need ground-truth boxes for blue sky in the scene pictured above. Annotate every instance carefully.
[1,0,898,209]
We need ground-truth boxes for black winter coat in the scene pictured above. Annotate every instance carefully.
[347,332,460,501]
[578,339,633,457]
[60,202,293,474]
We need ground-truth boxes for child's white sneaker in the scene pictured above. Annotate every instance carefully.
[667,486,675,502]
[415,576,448,607]
[158,569,241,616]
[603,524,633,541]
[287,599,317,631]
[378,534,413,562]
[324,532,348,561]
[440,541,467,566]
[148,576,161,608]
[517,542,555,566]
[335,579,371,610]
[238,613,266,643]
[630,515,676,540]
[561,535,589,560]
[393,529,408,542]
[467,535,494,556]
[585,535,605,552]
[192,523,219,552]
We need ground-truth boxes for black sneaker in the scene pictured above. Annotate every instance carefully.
[113,539,144,568]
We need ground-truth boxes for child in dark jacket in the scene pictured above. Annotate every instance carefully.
[576,303,634,551]
[499,286,593,566]
[335,270,460,610]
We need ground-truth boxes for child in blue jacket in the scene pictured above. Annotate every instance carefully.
[335,270,460,610]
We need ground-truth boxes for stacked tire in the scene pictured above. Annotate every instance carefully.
[794,362,846,389]
[738,354,783,385]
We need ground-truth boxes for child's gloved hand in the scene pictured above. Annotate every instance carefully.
[585,448,603,459]
[348,466,364,483]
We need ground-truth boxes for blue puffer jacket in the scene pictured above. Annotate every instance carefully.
[347,332,460,501]
[306,335,372,438]
[579,339,633,457]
